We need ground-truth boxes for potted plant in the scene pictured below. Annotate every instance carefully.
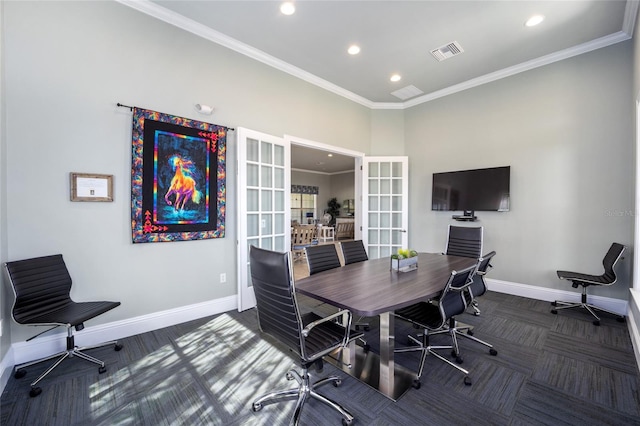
[325,197,341,225]
[391,249,419,272]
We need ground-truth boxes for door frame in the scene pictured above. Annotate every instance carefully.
[284,134,365,240]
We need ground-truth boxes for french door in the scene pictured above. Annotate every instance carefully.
[236,128,290,311]
[361,157,409,259]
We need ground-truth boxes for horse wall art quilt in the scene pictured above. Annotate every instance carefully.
[130,107,227,243]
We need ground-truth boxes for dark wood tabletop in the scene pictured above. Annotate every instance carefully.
[295,252,478,317]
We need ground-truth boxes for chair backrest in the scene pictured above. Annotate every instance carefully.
[602,243,625,283]
[341,240,368,265]
[445,225,483,259]
[4,254,73,325]
[291,225,316,248]
[438,264,477,325]
[306,244,341,275]
[249,246,304,357]
[469,251,496,299]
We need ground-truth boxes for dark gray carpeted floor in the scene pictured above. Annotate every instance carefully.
[1,291,639,425]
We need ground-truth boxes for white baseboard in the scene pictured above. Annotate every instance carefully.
[486,278,629,316]
[0,295,237,392]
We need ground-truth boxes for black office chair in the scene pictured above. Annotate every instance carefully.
[440,252,498,361]
[445,225,483,259]
[394,264,477,388]
[341,240,368,265]
[4,254,122,397]
[467,251,496,316]
[305,244,341,275]
[249,246,358,426]
[551,243,626,326]
[340,240,370,331]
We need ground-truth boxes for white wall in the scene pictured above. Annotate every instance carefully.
[1,1,636,357]
[2,1,371,344]
[405,41,634,300]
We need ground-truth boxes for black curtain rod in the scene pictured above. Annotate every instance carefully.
[116,103,235,131]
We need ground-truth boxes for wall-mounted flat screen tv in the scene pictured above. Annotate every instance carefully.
[432,166,510,212]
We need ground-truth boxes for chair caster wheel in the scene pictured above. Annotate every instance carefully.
[252,402,262,412]
[617,316,626,323]
[463,376,472,386]
[455,356,464,364]
[473,312,480,316]
[551,309,558,315]
[99,366,107,374]
[467,330,474,336]
[342,418,354,426]
[114,343,123,351]
[489,348,498,356]
[551,301,557,307]
[593,320,600,326]
[333,379,342,387]
[362,344,370,353]
[14,368,26,379]
[29,387,42,398]
[412,379,421,389]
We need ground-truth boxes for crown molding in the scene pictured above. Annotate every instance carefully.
[401,31,631,109]
[117,0,635,111]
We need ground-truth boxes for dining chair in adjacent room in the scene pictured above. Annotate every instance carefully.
[249,246,360,425]
[4,254,122,398]
[445,225,483,259]
[551,242,626,325]
[394,263,477,388]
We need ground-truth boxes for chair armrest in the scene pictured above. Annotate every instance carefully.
[302,309,353,347]
[302,309,352,336]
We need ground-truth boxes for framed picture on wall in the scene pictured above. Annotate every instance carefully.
[70,173,114,202]
[130,107,228,243]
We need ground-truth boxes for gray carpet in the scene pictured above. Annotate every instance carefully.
[2,291,639,425]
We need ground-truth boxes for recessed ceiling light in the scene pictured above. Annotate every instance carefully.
[347,45,360,55]
[280,2,295,16]
[327,153,333,157]
[390,74,402,82]
[525,14,545,27]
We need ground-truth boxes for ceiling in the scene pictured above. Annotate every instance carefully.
[124,0,637,172]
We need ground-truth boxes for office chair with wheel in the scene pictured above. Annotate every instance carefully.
[467,251,496,316]
[445,225,483,259]
[437,252,498,362]
[306,243,370,351]
[249,246,359,426]
[551,243,626,326]
[340,240,370,331]
[4,254,122,398]
[394,264,477,388]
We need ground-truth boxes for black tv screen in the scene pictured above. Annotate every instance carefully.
[432,166,510,212]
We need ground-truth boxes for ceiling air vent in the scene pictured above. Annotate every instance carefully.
[430,41,464,62]
[391,85,424,101]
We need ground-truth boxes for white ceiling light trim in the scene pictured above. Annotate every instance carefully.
[280,2,295,16]
[525,15,545,27]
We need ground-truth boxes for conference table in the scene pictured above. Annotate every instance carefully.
[295,252,478,401]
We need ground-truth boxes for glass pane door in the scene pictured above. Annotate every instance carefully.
[237,128,289,311]
[362,157,408,259]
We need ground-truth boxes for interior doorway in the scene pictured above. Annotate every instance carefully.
[285,135,365,240]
